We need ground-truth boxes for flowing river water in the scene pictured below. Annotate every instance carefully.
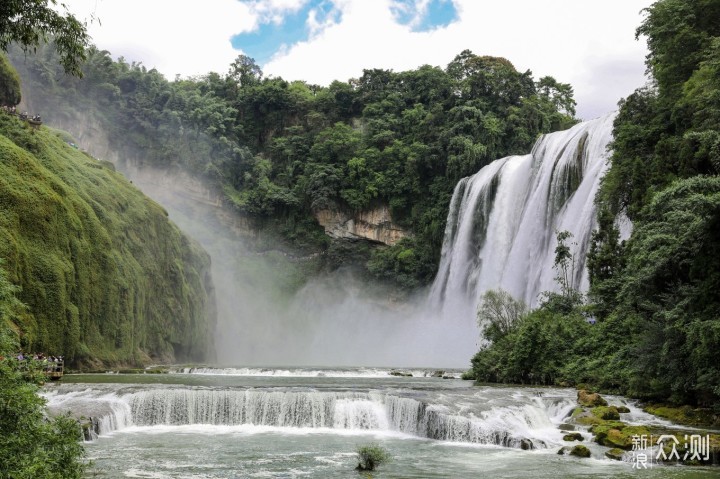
[43,367,715,478]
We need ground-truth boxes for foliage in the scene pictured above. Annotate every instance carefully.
[469,234,590,386]
[0,0,89,76]
[356,443,390,472]
[0,53,21,106]
[0,111,215,366]
[470,299,591,386]
[613,177,720,404]
[582,0,720,408]
[0,270,86,479]
[476,289,527,343]
[8,45,576,290]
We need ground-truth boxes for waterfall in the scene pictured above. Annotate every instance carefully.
[47,386,574,449]
[430,114,616,317]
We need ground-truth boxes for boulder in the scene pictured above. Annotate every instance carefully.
[592,406,620,420]
[563,432,584,442]
[605,448,626,461]
[578,389,608,407]
[569,445,591,458]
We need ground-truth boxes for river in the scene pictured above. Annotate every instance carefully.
[43,367,715,478]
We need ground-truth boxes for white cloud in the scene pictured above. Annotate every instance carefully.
[264,0,653,118]
[64,0,256,77]
[63,0,653,118]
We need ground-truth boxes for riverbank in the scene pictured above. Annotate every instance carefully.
[561,388,720,466]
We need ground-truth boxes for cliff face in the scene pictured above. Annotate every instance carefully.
[0,113,216,366]
[314,206,411,246]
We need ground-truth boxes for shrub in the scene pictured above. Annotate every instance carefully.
[356,443,390,471]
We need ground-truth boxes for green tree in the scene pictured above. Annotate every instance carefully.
[0,0,90,76]
[228,54,262,87]
[616,176,720,405]
[476,289,527,343]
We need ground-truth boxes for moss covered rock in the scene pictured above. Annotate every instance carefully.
[605,448,625,461]
[644,404,720,428]
[0,114,215,365]
[563,432,584,442]
[592,406,620,420]
[577,389,608,407]
[593,425,650,450]
[569,445,591,458]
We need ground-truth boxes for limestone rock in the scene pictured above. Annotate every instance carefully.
[314,205,411,246]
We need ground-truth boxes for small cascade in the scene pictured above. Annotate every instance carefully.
[172,366,463,378]
[430,114,616,316]
[49,386,575,449]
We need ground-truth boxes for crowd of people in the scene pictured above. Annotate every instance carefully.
[1,352,64,374]
[1,105,42,124]
[15,352,63,363]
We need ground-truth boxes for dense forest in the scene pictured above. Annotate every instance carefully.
[470,0,720,411]
[8,44,576,289]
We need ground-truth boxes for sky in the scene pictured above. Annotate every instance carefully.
[60,0,654,120]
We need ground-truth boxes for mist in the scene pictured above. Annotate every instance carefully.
[114,163,477,369]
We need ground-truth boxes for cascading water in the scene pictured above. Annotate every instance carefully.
[430,114,616,323]
[45,383,575,449]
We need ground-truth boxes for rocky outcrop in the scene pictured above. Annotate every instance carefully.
[314,205,411,246]
[577,389,608,407]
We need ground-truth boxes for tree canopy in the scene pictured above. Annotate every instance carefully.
[0,0,89,76]
[9,47,576,289]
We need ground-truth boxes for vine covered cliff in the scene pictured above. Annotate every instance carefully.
[0,112,215,366]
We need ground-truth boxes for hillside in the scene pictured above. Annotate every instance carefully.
[0,111,215,367]
[8,46,576,291]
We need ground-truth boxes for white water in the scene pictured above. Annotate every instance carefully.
[44,381,575,449]
[430,114,616,324]
[46,374,717,478]
[172,366,461,378]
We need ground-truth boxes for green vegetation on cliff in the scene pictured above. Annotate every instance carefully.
[9,45,576,289]
[0,110,215,366]
[1,312,86,478]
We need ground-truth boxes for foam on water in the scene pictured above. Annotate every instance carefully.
[172,366,462,379]
[45,382,575,449]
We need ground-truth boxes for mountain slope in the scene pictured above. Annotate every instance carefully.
[0,112,215,366]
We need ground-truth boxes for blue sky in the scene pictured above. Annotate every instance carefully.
[231,0,459,65]
[231,1,340,66]
[63,0,653,119]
